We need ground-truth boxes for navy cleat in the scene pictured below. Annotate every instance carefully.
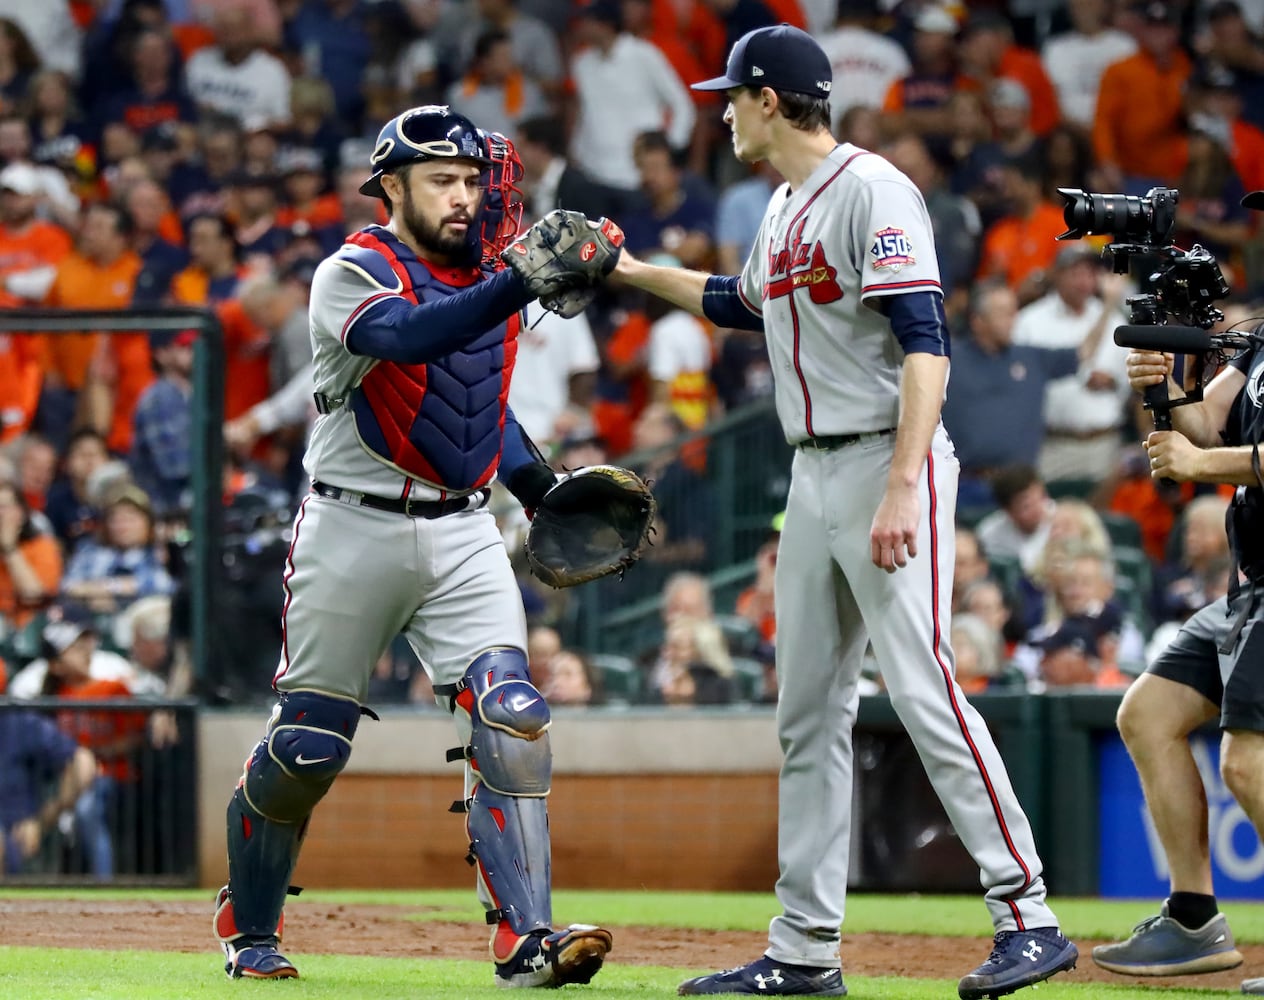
[958,928,1077,1000]
[223,937,299,980]
[493,924,613,988]
[677,955,846,996]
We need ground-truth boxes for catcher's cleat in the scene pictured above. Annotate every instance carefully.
[958,927,1077,1000]
[493,923,613,988]
[677,955,846,996]
[223,937,299,980]
[1091,903,1242,976]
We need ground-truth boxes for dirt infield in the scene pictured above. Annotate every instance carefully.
[1,898,1260,989]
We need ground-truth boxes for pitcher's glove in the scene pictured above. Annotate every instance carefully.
[526,465,656,588]
[502,210,624,317]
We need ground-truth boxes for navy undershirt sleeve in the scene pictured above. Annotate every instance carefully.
[878,290,950,358]
[498,405,536,483]
[702,275,764,332]
[345,269,533,362]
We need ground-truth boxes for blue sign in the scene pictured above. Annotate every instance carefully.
[1099,732,1264,899]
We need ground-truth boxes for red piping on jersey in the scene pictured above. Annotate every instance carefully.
[737,283,762,315]
[927,450,1033,926]
[273,495,311,688]
[861,278,943,295]
[777,150,872,439]
[340,291,395,343]
[400,477,413,500]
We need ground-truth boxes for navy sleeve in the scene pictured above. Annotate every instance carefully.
[499,405,557,509]
[345,269,534,362]
[1043,347,1080,379]
[702,275,764,332]
[879,290,950,358]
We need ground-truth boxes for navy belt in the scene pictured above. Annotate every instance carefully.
[798,428,896,451]
[312,481,488,519]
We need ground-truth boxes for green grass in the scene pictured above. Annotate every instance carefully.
[1,889,1263,999]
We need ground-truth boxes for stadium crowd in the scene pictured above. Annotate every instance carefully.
[0,0,1259,735]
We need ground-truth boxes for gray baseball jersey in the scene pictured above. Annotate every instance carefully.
[737,144,1058,965]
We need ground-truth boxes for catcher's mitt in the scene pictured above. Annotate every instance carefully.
[526,465,656,589]
[501,209,624,308]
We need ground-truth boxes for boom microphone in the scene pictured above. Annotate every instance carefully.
[1113,325,1214,353]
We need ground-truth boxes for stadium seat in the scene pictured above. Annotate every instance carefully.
[1046,478,1098,501]
[715,613,763,657]
[728,655,767,703]
[587,653,642,705]
[1101,512,1144,550]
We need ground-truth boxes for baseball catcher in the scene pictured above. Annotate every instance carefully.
[523,465,656,588]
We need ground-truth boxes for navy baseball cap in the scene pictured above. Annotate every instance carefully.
[692,24,833,100]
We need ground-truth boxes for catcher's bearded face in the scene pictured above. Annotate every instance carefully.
[389,160,486,264]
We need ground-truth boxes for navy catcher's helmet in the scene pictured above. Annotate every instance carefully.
[359,105,492,198]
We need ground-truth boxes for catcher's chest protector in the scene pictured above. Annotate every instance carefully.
[344,228,520,491]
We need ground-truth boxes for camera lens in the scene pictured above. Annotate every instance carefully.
[1057,189,1156,241]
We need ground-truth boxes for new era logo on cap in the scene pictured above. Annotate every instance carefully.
[692,23,833,100]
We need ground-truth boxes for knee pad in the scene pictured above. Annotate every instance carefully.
[223,691,362,940]
[445,647,551,796]
[240,689,361,823]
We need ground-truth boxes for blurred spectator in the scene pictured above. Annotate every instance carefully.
[975,148,1067,303]
[0,114,78,224]
[588,292,651,456]
[0,18,36,113]
[881,4,969,139]
[457,0,564,97]
[714,159,778,275]
[1092,1,1190,192]
[26,69,92,184]
[1103,443,1186,563]
[1153,493,1232,624]
[445,28,546,140]
[951,612,1008,694]
[508,300,598,455]
[986,78,1042,163]
[942,283,1104,503]
[735,524,777,643]
[43,201,153,456]
[185,5,292,129]
[818,0,910,127]
[100,28,197,137]
[632,402,713,568]
[285,0,371,127]
[124,178,188,304]
[646,289,716,432]
[169,119,242,219]
[1041,122,1099,194]
[334,162,383,233]
[274,147,342,254]
[711,322,772,411]
[1041,0,1137,131]
[514,114,608,222]
[129,329,194,517]
[624,130,714,268]
[651,615,734,706]
[1198,0,1264,132]
[974,465,1055,575]
[957,10,1059,136]
[835,103,882,150]
[1173,116,1252,276]
[1184,62,1264,202]
[0,330,43,446]
[225,171,287,264]
[0,160,72,309]
[568,0,695,210]
[541,648,602,706]
[281,78,345,175]
[170,212,244,305]
[43,427,108,553]
[526,623,562,688]
[16,432,56,511]
[0,710,96,877]
[113,593,185,746]
[960,577,1017,657]
[61,482,175,615]
[881,132,980,308]
[953,525,991,611]
[0,0,77,80]
[0,478,62,631]
[1010,247,1132,482]
[6,602,140,698]
[1036,608,1132,689]
[393,0,441,104]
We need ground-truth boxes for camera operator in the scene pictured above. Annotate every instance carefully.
[1091,314,1264,990]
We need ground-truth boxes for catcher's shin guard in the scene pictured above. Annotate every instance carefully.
[220,690,362,940]
[440,648,553,937]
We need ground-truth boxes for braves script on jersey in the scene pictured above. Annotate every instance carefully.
[738,143,941,441]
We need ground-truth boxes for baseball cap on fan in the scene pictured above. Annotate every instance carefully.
[691,24,833,100]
